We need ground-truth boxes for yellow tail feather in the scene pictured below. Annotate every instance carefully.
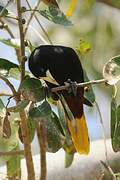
[66,0,78,17]
[67,115,90,154]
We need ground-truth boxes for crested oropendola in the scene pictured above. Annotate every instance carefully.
[28,45,90,154]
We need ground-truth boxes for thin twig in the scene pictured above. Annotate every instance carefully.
[29,25,48,44]
[25,0,53,44]
[36,121,47,180]
[0,75,17,96]
[0,19,21,63]
[51,78,107,93]
[0,0,13,17]
[0,150,24,156]
[95,103,116,179]
[100,161,116,180]
[34,16,53,45]
[95,102,109,164]
[5,15,18,20]
[0,19,14,38]
[0,92,13,97]
[24,0,41,35]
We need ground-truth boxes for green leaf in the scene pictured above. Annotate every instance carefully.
[21,77,45,102]
[57,100,70,136]
[84,71,95,105]
[111,100,120,152]
[0,38,20,49]
[0,98,5,111]
[76,39,91,56]
[116,173,120,179]
[64,152,74,168]
[0,117,19,162]
[13,100,29,112]
[57,100,76,154]
[0,5,8,17]
[59,95,75,121]
[29,101,51,119]
[44,115,62,153]
[18,118,36,143]
[113,55,120,66]
[6,145,21,179]
[40,6,72,26]
[28,118,36,142]
[111,97,117,140]
[0,58,20,79]
[51,111,64,136]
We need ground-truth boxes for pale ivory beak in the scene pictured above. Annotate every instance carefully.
[40,70,59,85]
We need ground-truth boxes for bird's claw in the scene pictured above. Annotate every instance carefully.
[65,79,77,96]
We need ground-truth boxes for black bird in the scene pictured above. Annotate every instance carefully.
[29,45,90,154]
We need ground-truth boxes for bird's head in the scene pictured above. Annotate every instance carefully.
[28,46,49,78]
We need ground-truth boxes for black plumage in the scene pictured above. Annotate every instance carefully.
[28,45,90,154]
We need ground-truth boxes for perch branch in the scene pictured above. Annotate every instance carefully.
[51,78,108,93]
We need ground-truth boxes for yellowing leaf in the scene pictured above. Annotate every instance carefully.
[76,39,91,56]
[66,0,78,17]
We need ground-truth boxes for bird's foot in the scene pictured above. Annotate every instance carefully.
[65,79,77,96]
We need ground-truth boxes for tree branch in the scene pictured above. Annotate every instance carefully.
[16,1,35,180]
[51,78,108,93]
[0,75,17,96]
[0,92,13,97]
[16,0,25,81]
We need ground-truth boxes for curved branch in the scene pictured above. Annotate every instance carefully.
[0,75,17,96]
